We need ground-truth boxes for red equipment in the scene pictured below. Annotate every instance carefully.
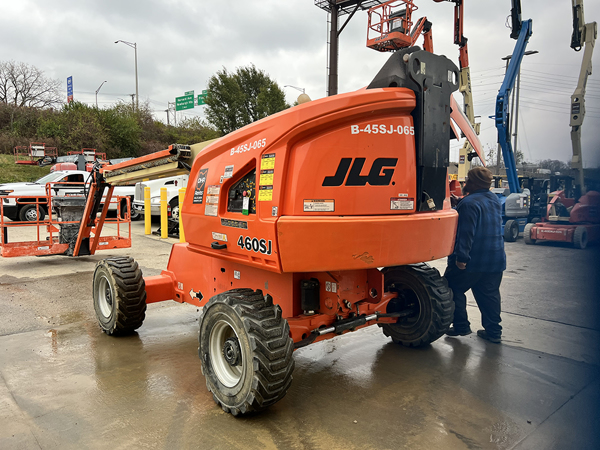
[51,162,78,172]
[0,175,131,257]
[14,142,58,166]
[524,190,600,249]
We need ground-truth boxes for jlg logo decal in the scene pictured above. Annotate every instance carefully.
[237,236,273,255]
[322,158,398,187]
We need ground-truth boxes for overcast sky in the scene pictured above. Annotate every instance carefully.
[1,0,598,166]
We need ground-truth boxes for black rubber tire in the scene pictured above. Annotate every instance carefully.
[524,223,536,245]
[199,288,294,416]
[379,263,454,347]
[504,220,519,242]
[169,198,179,221]
[19,204,46,222]
[530,217,541,225]
[120,198,141,221]
[574,226,588,249]
[92,257,147,336]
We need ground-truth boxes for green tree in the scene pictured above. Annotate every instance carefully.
[205,64,289,135]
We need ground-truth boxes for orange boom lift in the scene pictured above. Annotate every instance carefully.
[92,0,481,416]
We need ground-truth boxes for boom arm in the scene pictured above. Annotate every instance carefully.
[495,17,533,194]
[569,0,597,196]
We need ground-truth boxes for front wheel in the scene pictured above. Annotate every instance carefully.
[379,264,454,347]
[574,226,588,249]
[524,223,536,245]
[199,289,294,416]
[92,257,147,335]
[19,204,46,222]
[169,198,179,221]
[504,220,519,242]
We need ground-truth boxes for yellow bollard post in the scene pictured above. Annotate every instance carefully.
[144,186,151,235]
[179,187,186,242]
[160,187,168,239]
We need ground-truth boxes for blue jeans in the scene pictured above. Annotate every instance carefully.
[444,264,503,338]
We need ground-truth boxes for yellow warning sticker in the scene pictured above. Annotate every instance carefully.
[259,169,274,186]
[258,185,273,201]
[260,153,275,170]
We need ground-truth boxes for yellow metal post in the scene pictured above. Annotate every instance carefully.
[179,188,186,243]
[160,187,168,239]
[144,186,151,235]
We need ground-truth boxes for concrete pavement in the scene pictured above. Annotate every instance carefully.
[1,220,599,449]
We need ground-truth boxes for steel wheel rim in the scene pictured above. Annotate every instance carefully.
[25,208,38,221]
[97,275,114,318]
[209,317,243,388]
[171,205,179,220]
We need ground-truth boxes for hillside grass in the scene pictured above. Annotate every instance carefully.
[0,154,51,184]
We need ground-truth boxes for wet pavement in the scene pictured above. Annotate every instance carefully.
[1,221,599,449]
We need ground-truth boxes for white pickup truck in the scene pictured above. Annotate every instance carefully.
[133,175,188,220]
[0,170,138,222]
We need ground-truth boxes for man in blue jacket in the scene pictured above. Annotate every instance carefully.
[445,167,506,343]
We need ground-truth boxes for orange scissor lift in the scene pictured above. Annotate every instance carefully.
[0,170,132,258]
[88,0,483,417]
[14,142,58,166]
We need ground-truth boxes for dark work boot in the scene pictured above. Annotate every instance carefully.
[477,329,501,344]
[446,326,472,337]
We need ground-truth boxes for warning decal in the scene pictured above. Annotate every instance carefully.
[258,185,273,201]
[304,199,335,212]
[259,169,274,186]
[390,198,414,210]
[260,153,276,170]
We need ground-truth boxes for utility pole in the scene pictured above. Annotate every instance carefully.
[129,94,135,109]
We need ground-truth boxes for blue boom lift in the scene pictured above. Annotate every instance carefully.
[494,0,533,241]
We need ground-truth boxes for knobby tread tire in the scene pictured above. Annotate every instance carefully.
[199,288,294,416]
[93,256,146,336]
[379,263,454,348]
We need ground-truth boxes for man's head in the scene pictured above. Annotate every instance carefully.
[463,167,493,195]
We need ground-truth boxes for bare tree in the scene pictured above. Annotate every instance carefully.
[0,61,62,108]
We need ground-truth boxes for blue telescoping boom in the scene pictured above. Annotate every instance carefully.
[495,2,532,194]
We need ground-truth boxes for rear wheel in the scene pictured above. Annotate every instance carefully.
[19,204,46,222]
[524,223,536,245]
[574,226,588,249]
[379,264,454,347]
[199,289,294,416]
[169,198,179,221]
[92,257,146,335]
[504,220,519,242]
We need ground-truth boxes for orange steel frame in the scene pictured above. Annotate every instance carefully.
[68,148,107,161]
[0,182,131,258]
[14,142,58,165]
[131,87,459,346]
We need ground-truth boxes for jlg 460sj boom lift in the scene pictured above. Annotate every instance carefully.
[93,0,480,416]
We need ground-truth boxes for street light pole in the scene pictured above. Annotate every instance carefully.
[115,40,138,110]
[95,80,107,108]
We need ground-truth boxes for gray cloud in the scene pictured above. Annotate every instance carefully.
[0,0,598,166]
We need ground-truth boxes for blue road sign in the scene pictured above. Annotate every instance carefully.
[67,76,73,103]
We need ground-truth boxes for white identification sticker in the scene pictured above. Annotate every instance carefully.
[207,185,220,195]
[37,246,50,251]
[391,198,414,210]
[242,196,250,211]
[234,270,241,280]
[211,232,227,242]
[304,199,334,212]
[205,204,218,216]
[223,165,234,179]
[99,242,108,246]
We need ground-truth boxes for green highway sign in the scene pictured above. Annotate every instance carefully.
[185,90,194,96]
[176,94,194,111]
[198,91,208,105]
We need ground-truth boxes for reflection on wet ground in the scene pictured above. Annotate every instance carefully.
[1,302,598,450]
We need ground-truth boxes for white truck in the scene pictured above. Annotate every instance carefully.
[0,170,138,222]
[133,175,188,220]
